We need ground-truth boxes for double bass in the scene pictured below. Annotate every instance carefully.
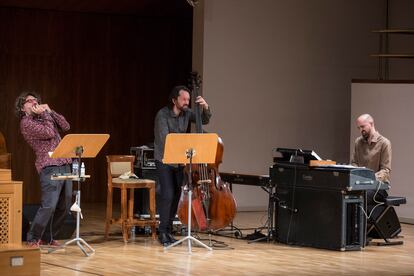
[177,72,237,231]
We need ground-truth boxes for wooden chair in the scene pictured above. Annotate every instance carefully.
[0,153,11,169]
[104,155,157,242]
[0,131,7,154]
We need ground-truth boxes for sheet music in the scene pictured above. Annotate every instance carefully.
[311,151,322,160]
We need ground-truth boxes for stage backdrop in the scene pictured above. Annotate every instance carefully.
[0,6,192,204]
[351,81,414,222]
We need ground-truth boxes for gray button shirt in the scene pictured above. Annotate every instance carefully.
[154,106,212,162]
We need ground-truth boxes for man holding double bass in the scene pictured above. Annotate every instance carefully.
[154,85,212,246]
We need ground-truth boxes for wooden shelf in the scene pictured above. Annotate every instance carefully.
[370,54,414,58]
[372,29,414,34]
[371,28,414,79]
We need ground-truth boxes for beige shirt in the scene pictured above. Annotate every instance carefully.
[351,131,392,183]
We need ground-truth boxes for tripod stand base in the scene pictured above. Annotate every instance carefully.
[46,191,95,257]
[46,237,95,256]
[165,234,212,252]
[64,237,95,256]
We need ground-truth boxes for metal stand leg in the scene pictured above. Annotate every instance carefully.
[64,188,95,256]
[65,188,95,257]
[165,190,212,252]
[248,184,277,244]
[164,148,212,253]
[48,184,95,256]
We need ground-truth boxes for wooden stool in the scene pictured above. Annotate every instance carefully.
[104,155,157,243]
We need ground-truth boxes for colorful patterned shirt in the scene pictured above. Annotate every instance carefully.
[20,111,72,173]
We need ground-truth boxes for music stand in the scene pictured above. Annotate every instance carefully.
[50,134,110,256]
[163,133,220,253]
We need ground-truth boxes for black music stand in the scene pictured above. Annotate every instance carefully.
[50,134,110,256]
[162,133,221,252]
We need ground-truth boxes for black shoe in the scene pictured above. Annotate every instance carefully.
[167,233,178,243]
[158,233,170,246]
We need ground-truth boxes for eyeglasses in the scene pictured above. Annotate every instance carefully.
[24,98,38,104]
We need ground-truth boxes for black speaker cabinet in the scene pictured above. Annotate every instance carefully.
[133,168,159,215]
[22,204,76,241]
[367,206,401,239]
[276,186,365,251]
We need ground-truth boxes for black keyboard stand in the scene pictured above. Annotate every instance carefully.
[248,182,277,243]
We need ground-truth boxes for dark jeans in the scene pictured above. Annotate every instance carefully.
[156,160,184,234]
[27,164,72,242]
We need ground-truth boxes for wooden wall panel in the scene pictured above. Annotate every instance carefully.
[0,6,192,203]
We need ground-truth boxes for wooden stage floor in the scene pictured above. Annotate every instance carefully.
[39,203,414,275]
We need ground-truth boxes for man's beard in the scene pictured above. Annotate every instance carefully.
[178,105,189,112]
[361,131,369,140]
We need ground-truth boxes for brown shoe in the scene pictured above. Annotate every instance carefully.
[26,239,41,248]
[47,240,62,247]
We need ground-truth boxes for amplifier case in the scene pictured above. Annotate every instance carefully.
[133,168,159,215]
[130,147,155,170]
[276,185,365,251]
[130,146,158,215]
[367,205,402,239]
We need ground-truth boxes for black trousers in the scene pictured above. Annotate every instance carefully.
[367,189,389,212]
[27,164,72,242]
[155,160,184,234]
